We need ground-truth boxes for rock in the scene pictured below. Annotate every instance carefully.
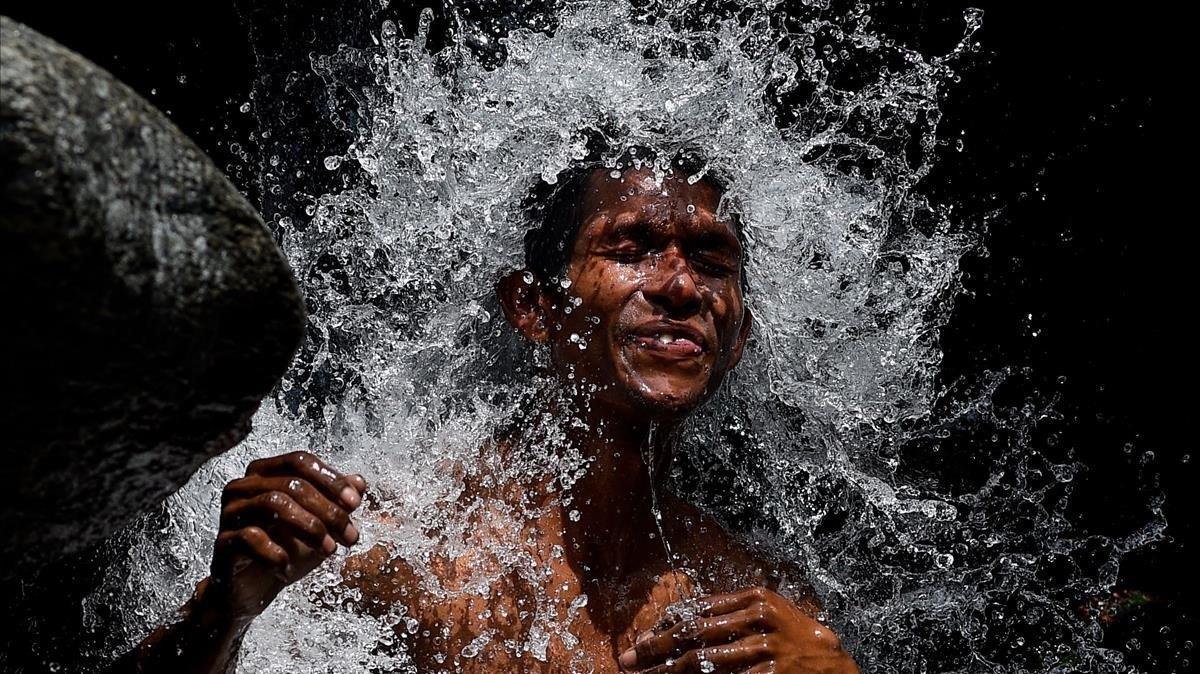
[0,16,306,577]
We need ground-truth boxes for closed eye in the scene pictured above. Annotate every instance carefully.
[693,254,736,275]
[607,239,650,261]
[606,223,656,260]
[688,229,740,276]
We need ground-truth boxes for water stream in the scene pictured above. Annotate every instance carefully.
[642,420,702,620]
[75,1,1169,672]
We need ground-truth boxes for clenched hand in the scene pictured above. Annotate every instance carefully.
[209,451,367,621]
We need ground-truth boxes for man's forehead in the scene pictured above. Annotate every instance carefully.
[583,166,722,203]
[577,167,730,232]
[598,208,729,238]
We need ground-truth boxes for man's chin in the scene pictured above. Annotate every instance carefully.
[623,378,710,418]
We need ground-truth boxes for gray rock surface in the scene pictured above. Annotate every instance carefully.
[0,16,306,577]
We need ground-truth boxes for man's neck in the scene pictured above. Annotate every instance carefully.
[557,397,679,578]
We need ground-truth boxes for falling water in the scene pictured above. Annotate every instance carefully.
[76,1,1171,672]
[642,421,702,622]
[643,420,710,672]
[643,423,681,586]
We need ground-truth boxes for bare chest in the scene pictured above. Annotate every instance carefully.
[345,499,768,672]
[375,557,702,673]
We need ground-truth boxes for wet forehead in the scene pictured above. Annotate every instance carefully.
[575,167,737,245]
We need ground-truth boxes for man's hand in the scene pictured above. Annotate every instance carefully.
[209,451,367,622]
[618,586,859,673]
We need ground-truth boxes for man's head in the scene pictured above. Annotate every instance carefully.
[498,154,752,422]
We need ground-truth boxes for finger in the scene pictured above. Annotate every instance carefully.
[224,476,358,546]
[641,636,772,674]
[222,492,337,555]
[213,526,289,574]
[808,622,844,651]
[245,451,363,510]
[622,609,771,668]
[695,587,772,619]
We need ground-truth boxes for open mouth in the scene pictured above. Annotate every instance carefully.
[628,325,707,358]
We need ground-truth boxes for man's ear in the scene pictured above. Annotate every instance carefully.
[497,270,550,343]
[728,306,753,369]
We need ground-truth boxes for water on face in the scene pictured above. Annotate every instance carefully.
[82,1,1165,672]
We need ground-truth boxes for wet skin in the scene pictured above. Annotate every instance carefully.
[543,167,751,417]
[125,167,860,673]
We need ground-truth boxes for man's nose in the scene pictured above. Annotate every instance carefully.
[643,246,703,316]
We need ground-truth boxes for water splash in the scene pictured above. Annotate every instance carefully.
[81,1,1167,672]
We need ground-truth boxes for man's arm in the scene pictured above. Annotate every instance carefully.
[113,452,367,674]
[109,578,250,674]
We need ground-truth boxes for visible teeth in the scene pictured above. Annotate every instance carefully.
[658,334,674,344]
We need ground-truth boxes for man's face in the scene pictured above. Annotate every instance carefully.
[543,166,751,418]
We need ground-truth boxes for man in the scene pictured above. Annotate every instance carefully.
[122,153,861,673]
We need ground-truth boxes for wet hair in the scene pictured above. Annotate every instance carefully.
[521,146,748,292]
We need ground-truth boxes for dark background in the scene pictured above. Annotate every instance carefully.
[5,0,1193,669]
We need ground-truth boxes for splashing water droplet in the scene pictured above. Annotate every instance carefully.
[80,3,1163,672]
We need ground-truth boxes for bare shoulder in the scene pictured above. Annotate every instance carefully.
[342,494,530,604]
[662,493,821,615]
[339,495,538,666]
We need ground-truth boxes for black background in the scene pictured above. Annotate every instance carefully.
[5,0,1194,669]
